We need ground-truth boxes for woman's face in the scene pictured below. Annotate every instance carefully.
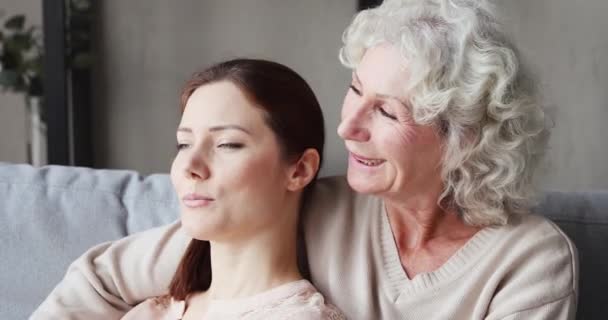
[337,45,444,200]
[171,81,292,242]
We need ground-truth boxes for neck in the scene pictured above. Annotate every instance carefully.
[206,209,302,299]
[384,186,477,250]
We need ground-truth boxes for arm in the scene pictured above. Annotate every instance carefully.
[30,221,190,320]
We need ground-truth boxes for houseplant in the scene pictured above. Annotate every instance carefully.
[0,13,46,165]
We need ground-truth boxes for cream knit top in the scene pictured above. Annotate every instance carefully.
[32,177,578,319]
[120,280,345,320]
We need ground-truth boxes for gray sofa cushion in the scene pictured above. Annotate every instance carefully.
[0,163,178,319]
[0,163,606,319]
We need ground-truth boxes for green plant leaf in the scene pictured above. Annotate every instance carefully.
[5,33,32,52]
[4,14,25,30]
[71,0,92,12]
[0,70,20,87]
[72,52,93,69]
[27,75,43,96]
[26,25,37,36]
[0,49,22,69]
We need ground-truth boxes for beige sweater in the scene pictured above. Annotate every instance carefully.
[120,280,345,320]
[31,176,578,320]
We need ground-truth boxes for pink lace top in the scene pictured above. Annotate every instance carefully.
[121,280,345,320]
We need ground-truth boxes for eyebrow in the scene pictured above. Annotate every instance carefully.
[177,125,252,135]
[353,71,410,109]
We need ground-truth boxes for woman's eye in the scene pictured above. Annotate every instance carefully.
[349,84,361,96]
[218,143,244,149]
[176,143,190,151]
[378,106,398,120]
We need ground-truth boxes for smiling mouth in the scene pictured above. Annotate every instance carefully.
[351,153,385,167]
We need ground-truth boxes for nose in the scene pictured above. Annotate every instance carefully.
[337,101,371,142]
[184,151,211,181]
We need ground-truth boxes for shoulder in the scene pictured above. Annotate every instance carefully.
[303,176,381,258]
[500,214,578,271]
[274,281,347,320]
[486,214,579,317]
[309,176,354,207]
[305,175,379,224]
[302,177,379,314]
[500,213,577,250]
[284,301,347,320]
[495,292,577,319]
[287,308,347,320]
[120,297,185,320]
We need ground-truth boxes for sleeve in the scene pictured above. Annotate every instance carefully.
[494,293,577,320]
[30,221,190,320]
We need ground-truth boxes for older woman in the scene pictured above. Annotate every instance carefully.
[33,0,577,319]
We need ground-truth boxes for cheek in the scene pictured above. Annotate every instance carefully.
[388,127,443,169]
[394,120,418,145]
[170,156,182,190]
[228,159,264,185]
[218,152,286,227]
[417,130,444,167]
[374,124,425,174]
[379,132,408,166]
[220,152,283,192]
[373,122,415,153]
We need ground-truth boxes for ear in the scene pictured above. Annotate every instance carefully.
[285,149,320,192]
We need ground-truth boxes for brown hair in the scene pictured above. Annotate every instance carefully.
[168,58,325,300]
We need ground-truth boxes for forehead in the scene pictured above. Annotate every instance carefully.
[355,44,410,99]
[180,81,265,129]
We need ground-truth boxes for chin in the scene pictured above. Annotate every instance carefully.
[182,222,213,241]
[346,171,382,195]
[180,211,220,241]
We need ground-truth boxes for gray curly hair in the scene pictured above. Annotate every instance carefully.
[340,0,549,226]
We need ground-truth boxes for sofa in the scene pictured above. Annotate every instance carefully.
[0,162,606,319]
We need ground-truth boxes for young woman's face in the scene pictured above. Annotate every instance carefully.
[171,81,292,243]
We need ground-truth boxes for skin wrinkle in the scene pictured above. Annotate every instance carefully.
[338,45,481,278]
[341,0,549,227]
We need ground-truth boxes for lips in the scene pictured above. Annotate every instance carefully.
[350,152,385,167]
[182,193,214,208]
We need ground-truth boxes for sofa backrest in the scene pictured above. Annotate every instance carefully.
[0,163,179,319]
[537,191,608,319]
[1,163,606,319]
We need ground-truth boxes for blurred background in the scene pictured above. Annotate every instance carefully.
[1,0,607,191]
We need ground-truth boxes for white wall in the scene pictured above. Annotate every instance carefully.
[498,0,608,191]
[0,93,27,163]
[0,0,41,164]
[2,1,607,191]
[96,0,608,191]
[93,0,355,176]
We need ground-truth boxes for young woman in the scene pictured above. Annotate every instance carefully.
[121,59,345,319]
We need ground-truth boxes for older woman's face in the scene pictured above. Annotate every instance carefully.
[337,45,444,199]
